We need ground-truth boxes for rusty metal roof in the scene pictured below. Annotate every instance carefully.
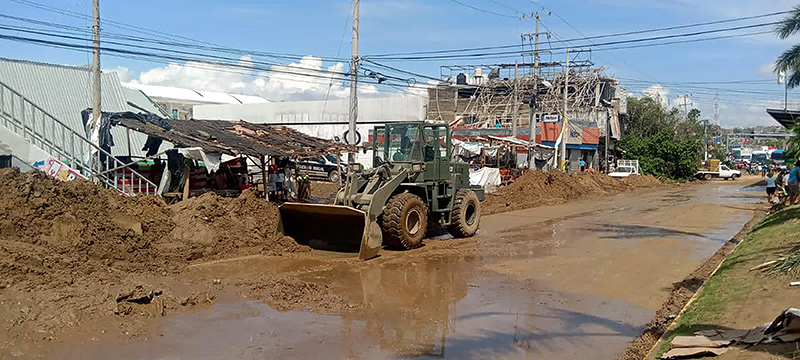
[116,117,349,158]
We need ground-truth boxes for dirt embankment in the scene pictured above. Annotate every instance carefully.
[483,170,663,215]
[0,168,314,347]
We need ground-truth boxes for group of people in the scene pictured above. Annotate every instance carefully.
[749,162,781,177]
[765,160,800,205]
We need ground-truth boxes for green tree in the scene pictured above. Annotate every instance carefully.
[776,6,800,87]
[618,97,703,181]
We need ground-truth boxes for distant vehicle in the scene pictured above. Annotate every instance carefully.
[610,160,640,178]
[695,160,741,180]
[609,166,638,178]
[769,149,786,165]
[291,156,344,182]
[752,150,768,165]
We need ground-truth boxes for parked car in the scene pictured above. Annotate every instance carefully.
[291,156,344,182]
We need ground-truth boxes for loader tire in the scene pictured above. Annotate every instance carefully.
[381,193,428,250]
[447,189,481,238]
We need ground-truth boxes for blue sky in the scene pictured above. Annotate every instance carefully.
[2,0,799,126]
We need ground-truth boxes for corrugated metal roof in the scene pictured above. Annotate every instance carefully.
[122,87,165,115]
[0,57,148,156]
[122,82,269,105]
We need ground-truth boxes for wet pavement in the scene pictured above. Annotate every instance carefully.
[52,181,763,360]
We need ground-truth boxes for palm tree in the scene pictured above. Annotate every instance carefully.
[776,6,800,88]
[775,8,800,160]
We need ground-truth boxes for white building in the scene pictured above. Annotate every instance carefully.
[194,95,429,143]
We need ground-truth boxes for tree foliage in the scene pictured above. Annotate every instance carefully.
[618,97,703,181]
[775,7,800,88]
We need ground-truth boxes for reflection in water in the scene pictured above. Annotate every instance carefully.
[302,256,470,358]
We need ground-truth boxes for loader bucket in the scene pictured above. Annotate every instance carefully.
[278,203,383,260]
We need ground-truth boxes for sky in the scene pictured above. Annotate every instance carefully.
[2,0,800,127]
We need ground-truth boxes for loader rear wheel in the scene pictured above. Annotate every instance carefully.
[447,189,481,238]
[381,193,428,250]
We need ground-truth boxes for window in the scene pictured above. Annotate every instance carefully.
[387,124,420,162]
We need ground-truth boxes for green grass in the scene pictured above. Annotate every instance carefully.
[657,206,800,357]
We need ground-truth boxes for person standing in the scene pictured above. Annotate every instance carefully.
[580,158,586,172]
[789,161,800,205]
[765,172,777,203]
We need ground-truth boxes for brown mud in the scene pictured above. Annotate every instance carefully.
[483,170,663,215]
[0,168,312,354]
[0,168,757,359]
[616,206,769,360]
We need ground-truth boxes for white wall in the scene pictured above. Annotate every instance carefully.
[194,95,428,143]
[0,125,52,168]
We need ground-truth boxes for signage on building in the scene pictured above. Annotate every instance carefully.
[542,114,560,123]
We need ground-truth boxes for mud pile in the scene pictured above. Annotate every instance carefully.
[483,170,662,215]
[0,168,176,290]
[169,190,308,261]
[0,168,306,291]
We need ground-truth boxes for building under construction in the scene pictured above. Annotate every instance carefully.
[427,59,626,172]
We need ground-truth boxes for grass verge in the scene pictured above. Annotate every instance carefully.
[656,205,800,358]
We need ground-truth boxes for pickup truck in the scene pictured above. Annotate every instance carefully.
[609,165,639,178]
[696,163,741,180]
[609,160,641,178]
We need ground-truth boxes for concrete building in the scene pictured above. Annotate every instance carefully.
[122,83,269,120]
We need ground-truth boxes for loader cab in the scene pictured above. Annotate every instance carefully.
[373,123,451,181]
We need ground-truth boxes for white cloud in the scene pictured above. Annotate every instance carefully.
[120,55,381,102]
[107,65,134,83]
[642,84,670,108]
[758,62,777,79]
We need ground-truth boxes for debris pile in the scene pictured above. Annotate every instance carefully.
[483,170,662,215]
[661,308,800,359]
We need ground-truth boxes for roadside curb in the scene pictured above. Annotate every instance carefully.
[643,208,767,359]
[617,178,769,360]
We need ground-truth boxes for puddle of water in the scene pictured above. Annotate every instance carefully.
[56,274,652,360]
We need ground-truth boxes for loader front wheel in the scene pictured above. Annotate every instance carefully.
[381,193,428,250]
[447,189,481,238]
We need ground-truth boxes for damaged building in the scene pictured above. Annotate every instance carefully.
[427,61,626,172]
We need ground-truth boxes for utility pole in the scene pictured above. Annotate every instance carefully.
[559,48,569,171]
[92,0,101,123]
[682,93,689,121]
[527,12,543,169]
[348,0,359,163]
[512,60,518,139]
[605,108,610,174]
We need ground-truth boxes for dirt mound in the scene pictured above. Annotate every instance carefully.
[168,190,308,261]
[483,170,662,215]
[0,168,176,290]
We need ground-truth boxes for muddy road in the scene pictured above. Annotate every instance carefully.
[22,180,763,360]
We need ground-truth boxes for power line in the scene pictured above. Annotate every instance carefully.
[363,9,790,58]
[447,0,518,18]
[364,21,780,61]
[6,1,349,63]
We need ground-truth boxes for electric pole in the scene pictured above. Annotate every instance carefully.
[512,60,518,139]
[92,0,101,123]
[348,0,359,163]
[522,11,546,169]
[559,49,569,171]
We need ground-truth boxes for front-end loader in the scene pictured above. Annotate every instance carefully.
[278,121,484,260]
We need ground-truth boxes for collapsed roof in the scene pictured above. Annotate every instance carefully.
[115,115,349,158]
